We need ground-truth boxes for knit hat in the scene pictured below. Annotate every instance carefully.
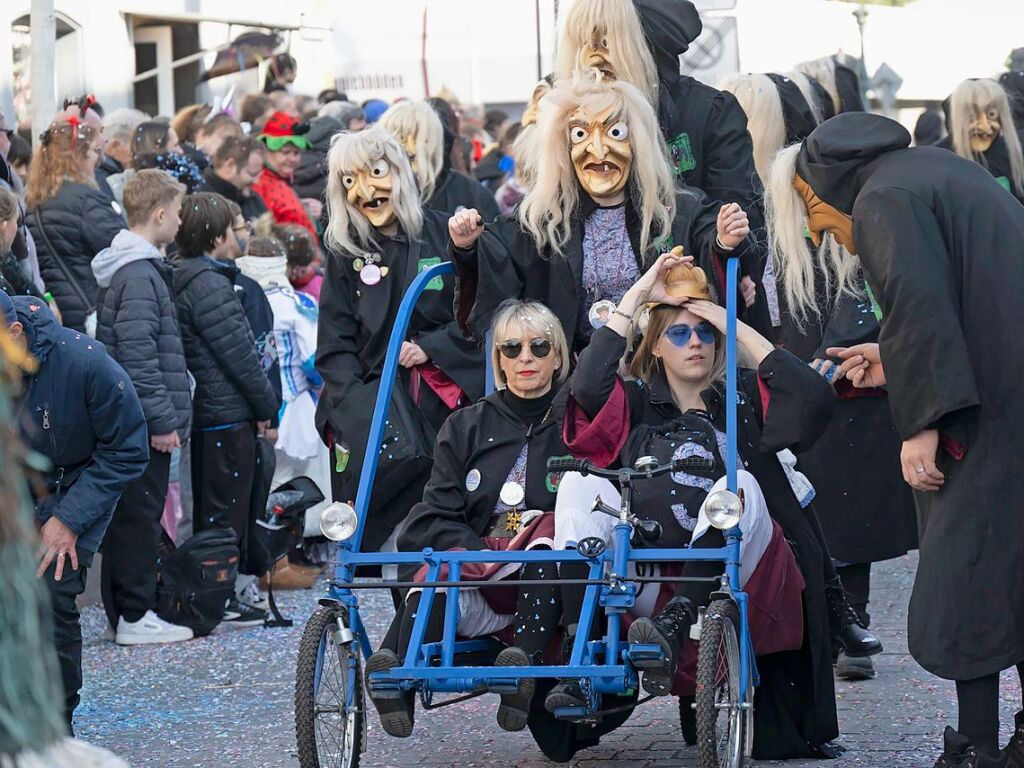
[362,99,389,124]
[258,111,312,151]
[0,289,16,327]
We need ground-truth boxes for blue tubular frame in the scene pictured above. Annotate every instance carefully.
[326,258,758,705]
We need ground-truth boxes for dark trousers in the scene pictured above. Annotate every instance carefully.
[836,562,871,627]
[101,449,172,626]
[45,545,93,734]
[191,423,256,548]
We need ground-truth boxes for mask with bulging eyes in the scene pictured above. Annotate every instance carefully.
[969,104,1001,153]
[568,106,632,202]
[342,158,396,229]
[581,25,616,80]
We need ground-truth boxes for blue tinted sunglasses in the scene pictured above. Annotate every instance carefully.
[664,322,716,346]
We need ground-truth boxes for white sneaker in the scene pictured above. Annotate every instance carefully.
[240,580,270,611]
[116,610,194,646]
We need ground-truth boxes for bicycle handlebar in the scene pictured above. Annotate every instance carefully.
[546,456,713,480]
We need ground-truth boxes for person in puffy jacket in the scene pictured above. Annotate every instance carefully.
[6,290,148,730]
[172,192,279,626]
[25,118,126,333]
[92,169,195,646]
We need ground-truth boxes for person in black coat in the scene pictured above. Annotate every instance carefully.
[938,77,1024,205]
[292,116,342,203]
[25,119,126,333]
[202,135,270,223]
[449,74,757,355]
[317,127,483,553]
[91,170,196,644]
[7,291,148,729]
[557,254,843,758]
[768,111,1024,766]
[172,193,279,623]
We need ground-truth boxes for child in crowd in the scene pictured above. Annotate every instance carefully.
[91,169,194,645]
[272,222,322,301]
[172,192,279,626]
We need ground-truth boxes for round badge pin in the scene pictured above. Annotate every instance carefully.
[360,263,382,286]
[500,481,525,507]
[589,299,617,329]
[465,468,481,492]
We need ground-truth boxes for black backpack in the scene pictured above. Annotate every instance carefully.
[156,528,240,637]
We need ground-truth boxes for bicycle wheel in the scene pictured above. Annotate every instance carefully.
[296,604,365,768]
[695,599,744,768]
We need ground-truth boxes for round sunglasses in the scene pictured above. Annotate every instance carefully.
[496,338,552,359]
[663,322,716,347]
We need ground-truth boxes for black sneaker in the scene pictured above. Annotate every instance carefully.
[544,680,588,713]
[934,727,1007,767]
[627,596,696,696]
[825,577,882,658]
[836,651,875,681]
[222,596,267,628]
[493,647,534,732]
[1004,710,1024,767]
[365,649,414,738]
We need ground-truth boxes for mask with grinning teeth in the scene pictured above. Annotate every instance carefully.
[341,158,396,229]
[568,105,632,203]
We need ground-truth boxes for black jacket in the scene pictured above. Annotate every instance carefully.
[15,297,149,553]
[292,116,342,202]
[93,232,192,439]
[27,181,126,332]
[173,255,278,429]
[427,169,500,221]
[230,268,282,427]
[95,156,124,201]
[202,167,269,223]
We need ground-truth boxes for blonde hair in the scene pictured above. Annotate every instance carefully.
[324,127,423,258]
[949,78,1024,196]
[378,101,445,204]
[490,300,569,391]
[511,124,540,187]
[795,56,840,115]
[123,169,186,227]
[518,72,675,257]
[764,144,859,327]
[25,121,99,208]
[555,0,659,107]
[718,73,786,186]
[629,304,727,391]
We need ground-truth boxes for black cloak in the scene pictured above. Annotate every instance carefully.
[572,328,840,757]
[797,112,1024,681]
[315,209,484,551]
[454,188,760,354]
[1000,69,1024,129]
[427,168,501,221]
[833,61,866,113]
[938,94,1024,205]
[766,73,819,145]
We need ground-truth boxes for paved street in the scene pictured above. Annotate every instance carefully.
[76,553,1021,767]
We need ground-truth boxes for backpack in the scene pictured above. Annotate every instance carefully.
[156,528,240,637]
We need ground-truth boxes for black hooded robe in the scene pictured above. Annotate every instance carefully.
[427,168,501,221]
[796,113,1024,681]
[315,209,484,552]
[937,131,1024,206]
[455,189,760,356]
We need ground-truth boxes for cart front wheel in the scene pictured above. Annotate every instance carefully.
[695,599,745,768]
[296,604,365,768]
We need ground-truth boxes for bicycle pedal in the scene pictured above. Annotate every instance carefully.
[628,643,666,668]
[553,706,590,721]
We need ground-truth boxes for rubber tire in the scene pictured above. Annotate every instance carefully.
[695,599,744,768]
[296,605,365,768]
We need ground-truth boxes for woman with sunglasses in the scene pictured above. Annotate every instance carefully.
[366,300,577,742]
[553,251,848,759]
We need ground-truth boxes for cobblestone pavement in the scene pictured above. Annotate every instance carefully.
[76,553,1021,767]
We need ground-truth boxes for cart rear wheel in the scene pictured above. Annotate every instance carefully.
[296,604,365,768]
[695,599,745,768]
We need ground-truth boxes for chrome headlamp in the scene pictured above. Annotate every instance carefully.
[704,489,744,530]
[319,502,358,542]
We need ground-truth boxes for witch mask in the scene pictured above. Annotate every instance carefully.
[793,172,857,254]
[569,106,632,202]
[342,158,396,229]
[968,104,1001,154]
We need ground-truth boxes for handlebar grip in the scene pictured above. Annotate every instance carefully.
[546,456,591,475]
[672,457,715,472]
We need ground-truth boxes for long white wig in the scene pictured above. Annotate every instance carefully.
[555,0,659,107]
[518,73,675,257]
[324,126,423,258]
[718,73,786,186]
[795,56,840,115]
[378,101,445,204]
[949,78,1024,196]
[764,144,860,327]
[787,70,824,124]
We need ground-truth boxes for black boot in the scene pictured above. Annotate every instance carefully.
[364,649,414,738]
[1004,711,1024,767]
[627,596,696,696]
[544,679,588,713]
[934,727,1007,767]
[826,576,883,658]
[493,646,535,732]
